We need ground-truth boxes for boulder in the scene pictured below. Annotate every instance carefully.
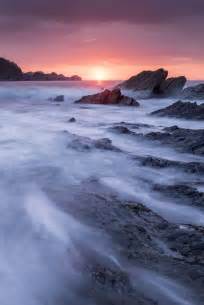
[0,57,23,80]
[151,101,204,120]
[181,84,204,100]
[117,68,168,94]
[68,117,76,123]
[159,76,187,96]
[52,95,64,102]
[75,89,139,106]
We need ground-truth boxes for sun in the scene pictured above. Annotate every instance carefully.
[91,67,108,81]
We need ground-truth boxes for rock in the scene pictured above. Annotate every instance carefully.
[153,184,204,208]
[151,101,204,120]
[23,71,82,81]
[145,126,204,155]
[53,95,64,102]
[118,68,168,92]
[108,126,134,135]
[0,57,82,81]
[0,57,23,81]
[181,84,204,100]
[158,76,187,96]
[138,155,204,175]
[66,133,120,152]
[68,117,76,123]
[75,89,140,106]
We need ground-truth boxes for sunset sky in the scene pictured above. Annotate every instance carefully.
[0,0,204,80]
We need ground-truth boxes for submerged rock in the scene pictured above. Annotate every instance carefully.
[145,126,204,155]
[151,101,204,120]
[181,84,204,100]
[75,89,140,106]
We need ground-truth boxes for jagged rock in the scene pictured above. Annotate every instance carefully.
[138,155,204,175]
[158,76,187,96]
[118,68,168,92]
[181,84,204,100]
[0,57,23,80]
[151,101,204,120]
[145,126,204,155]
[75,89,139,106]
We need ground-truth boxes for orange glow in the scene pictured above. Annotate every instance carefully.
[90,67,109,81]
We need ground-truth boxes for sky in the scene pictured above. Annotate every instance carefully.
[0,0,204,80]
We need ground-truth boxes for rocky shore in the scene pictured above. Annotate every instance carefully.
[0,57,82,81]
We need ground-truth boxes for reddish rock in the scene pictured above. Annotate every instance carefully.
[75,89,139,106]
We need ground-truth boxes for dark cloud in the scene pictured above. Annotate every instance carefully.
[0,0,204,26]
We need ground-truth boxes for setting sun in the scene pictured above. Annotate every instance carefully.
[91,67,108,81]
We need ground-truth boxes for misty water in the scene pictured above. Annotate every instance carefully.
[0,81,203,305]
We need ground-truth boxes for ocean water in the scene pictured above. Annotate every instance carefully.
[0,80,203,305]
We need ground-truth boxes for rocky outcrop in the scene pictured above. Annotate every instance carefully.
[145,126,204,155]
[23,71,82,81]
[181,84,204,100]
[0,57,82,81]
[159,76,187,96]
[118,68,168,96]
[75,89,140,106]
[117,68,186,98]
[0,57,23,80]
[151,101,204,120]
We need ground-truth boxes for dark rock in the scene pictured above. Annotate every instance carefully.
[138,155,204,175]
[118,68,168,93]
[0,57,23,81]
[158,76,187,96]
[108,126,134,135]
[75,89,139,106]
[151,101,204,120]
[52,95,64,102]
[153,184,204,208]
[66,133,120,152]
[145,126,204,155]
[0,57,82,81]
[69,117,76,123]
[23,71,82,81]
[181,84,204,100]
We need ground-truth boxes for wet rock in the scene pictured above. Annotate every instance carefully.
[181,84,204,100]
[53,95,64,102]
[68,117,76,123]
[145,126,204,155]
[75,89,140,106]
[153,184,204,208]
[151,101,204,120]
[138,155,204,175]
[159,76,187,96]
[66,133,120,152]
[108,126,134,135]
[117,68,168,93]
[114,122,153,129]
